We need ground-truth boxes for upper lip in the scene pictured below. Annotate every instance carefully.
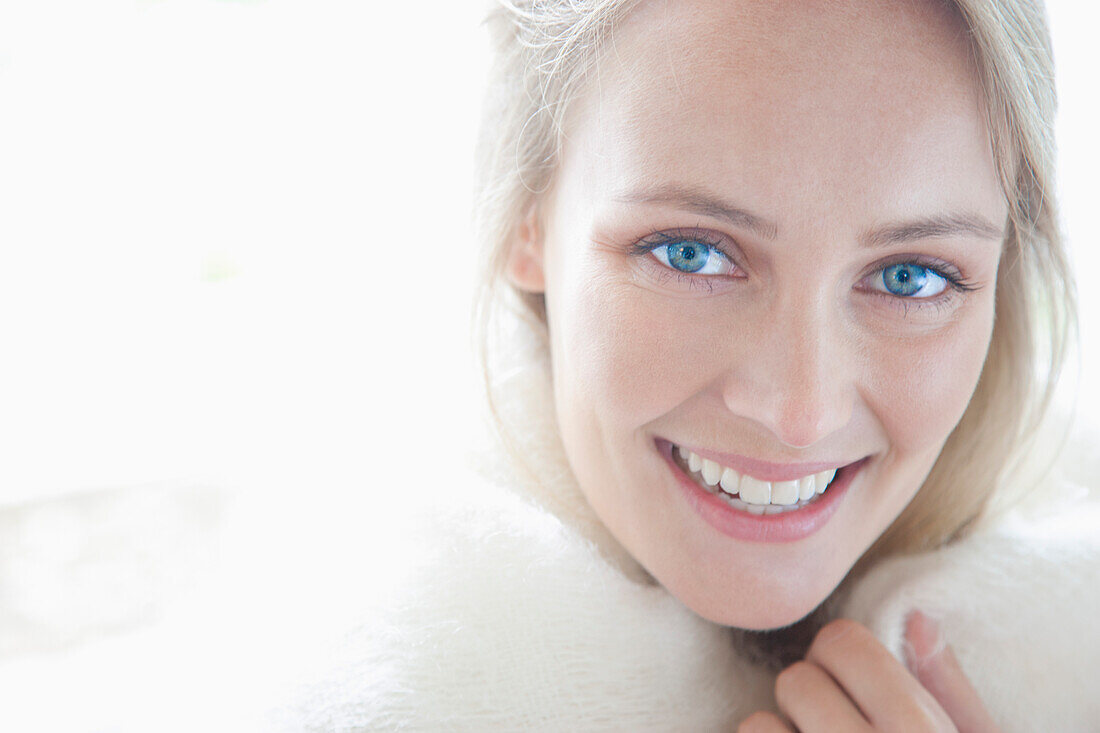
[670,440,864,482]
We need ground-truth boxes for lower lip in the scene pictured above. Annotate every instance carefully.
[657,439,869,543]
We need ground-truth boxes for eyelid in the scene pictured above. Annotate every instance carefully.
[864,254,967,283]
[629,228,741,268]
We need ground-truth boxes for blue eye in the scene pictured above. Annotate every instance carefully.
[876,263,947,298]
[650,241,731,275]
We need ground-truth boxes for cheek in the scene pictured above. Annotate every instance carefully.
[865,305,995,460]
[549,270,719,434]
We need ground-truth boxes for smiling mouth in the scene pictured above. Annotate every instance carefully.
[668,442,857,516]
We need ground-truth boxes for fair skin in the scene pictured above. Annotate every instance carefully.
[509,0,1004,728]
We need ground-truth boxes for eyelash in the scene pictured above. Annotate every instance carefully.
[627,231,735,293]
[627,230,981,313]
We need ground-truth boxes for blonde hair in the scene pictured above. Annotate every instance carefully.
[472,0,1077,623]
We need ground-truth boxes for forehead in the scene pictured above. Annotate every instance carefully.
[559,0,1002,227]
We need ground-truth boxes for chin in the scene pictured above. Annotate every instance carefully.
[669,571,836,631]
[694,602,818,632]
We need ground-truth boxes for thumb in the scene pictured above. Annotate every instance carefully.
[903,609,1002,733]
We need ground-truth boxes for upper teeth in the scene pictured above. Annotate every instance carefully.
[679,446,838,506]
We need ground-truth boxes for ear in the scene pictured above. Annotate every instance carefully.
[504,204,546,293]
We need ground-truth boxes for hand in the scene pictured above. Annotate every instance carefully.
[738,611,1002,732]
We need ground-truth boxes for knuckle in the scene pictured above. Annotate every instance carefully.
[809,617,867,656]
[774,660,815,698]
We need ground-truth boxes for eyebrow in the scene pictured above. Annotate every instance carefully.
[614,183,1005,247]
[613,184,779,241]
[859,213,1005,248]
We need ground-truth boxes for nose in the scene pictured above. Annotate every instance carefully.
[720,299,854,450]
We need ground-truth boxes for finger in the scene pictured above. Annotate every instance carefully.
[905,610,1002,733]
[737,710,795,732]
[806,618,953,730]
[775,660,873,732]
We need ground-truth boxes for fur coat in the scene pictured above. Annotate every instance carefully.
[2,315,1098,732]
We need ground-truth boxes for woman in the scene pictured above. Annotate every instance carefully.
[345,0,1100,730]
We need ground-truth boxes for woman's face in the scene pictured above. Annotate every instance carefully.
[509,0,1007,629]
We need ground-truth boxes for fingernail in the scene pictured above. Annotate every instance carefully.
[904,609,946,668]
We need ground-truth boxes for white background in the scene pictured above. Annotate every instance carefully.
[0,0,1095,506]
